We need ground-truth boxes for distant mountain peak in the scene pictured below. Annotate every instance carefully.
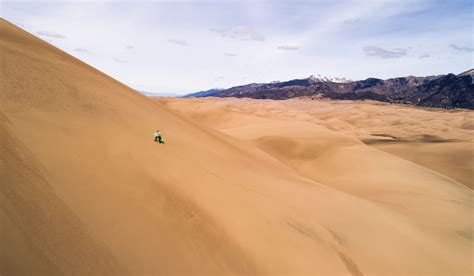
[459,68,474,78]
[307,74,352,83]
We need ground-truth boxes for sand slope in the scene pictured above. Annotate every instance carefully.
[1,19,473,275]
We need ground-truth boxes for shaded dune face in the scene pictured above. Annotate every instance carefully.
[1,19,473,275]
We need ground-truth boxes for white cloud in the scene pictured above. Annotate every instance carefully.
[277,45,299,51]
[211,26,265,41]
[450,44,474,52]
[168,39,188,46]
[74,47,89,53]
[418,53,430,59]
[343,18,361,24]
[363,46,408,59]
[37,31,66,39]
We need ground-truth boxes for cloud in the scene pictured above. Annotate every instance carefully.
[343,18,360,24]
[277,45,299,51]
[36,31,66,39]
[168,39,188,46]
[363,46,407,59]
[210,26,265,42]
[224,52,237,57]
[125,45,134,50]
[450,44,474,52]
[394,47,411,51]
[418,53,430,59]
[74,48,89,53]
[214,76,224,81]
[114,58,128,63]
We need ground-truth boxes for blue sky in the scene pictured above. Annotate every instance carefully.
[2,0,473,94]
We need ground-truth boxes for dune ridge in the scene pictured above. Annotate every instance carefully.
[1,19,473,275]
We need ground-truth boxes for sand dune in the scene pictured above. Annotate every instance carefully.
[163,97,473,189]
[1,19,473,275]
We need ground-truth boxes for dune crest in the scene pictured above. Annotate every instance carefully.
[1,19,473,275]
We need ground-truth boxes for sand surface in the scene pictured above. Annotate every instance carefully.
[161,97,473,189]
[1,19,473,275]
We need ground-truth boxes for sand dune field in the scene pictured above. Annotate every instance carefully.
[1,19,473,275]
[161,97,473,189]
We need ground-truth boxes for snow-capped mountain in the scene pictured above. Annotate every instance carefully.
[308,74,352,83]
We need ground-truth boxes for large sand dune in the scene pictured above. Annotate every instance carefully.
[1,19,473,275]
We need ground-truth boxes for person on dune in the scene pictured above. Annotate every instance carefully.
[154,130,165,144]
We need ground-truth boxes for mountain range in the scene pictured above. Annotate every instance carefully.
[185,70,474,109]
[182,88,225,98]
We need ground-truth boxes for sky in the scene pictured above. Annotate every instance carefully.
[2,0,473,94]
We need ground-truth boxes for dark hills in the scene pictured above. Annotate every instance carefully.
[187,69,474,109]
